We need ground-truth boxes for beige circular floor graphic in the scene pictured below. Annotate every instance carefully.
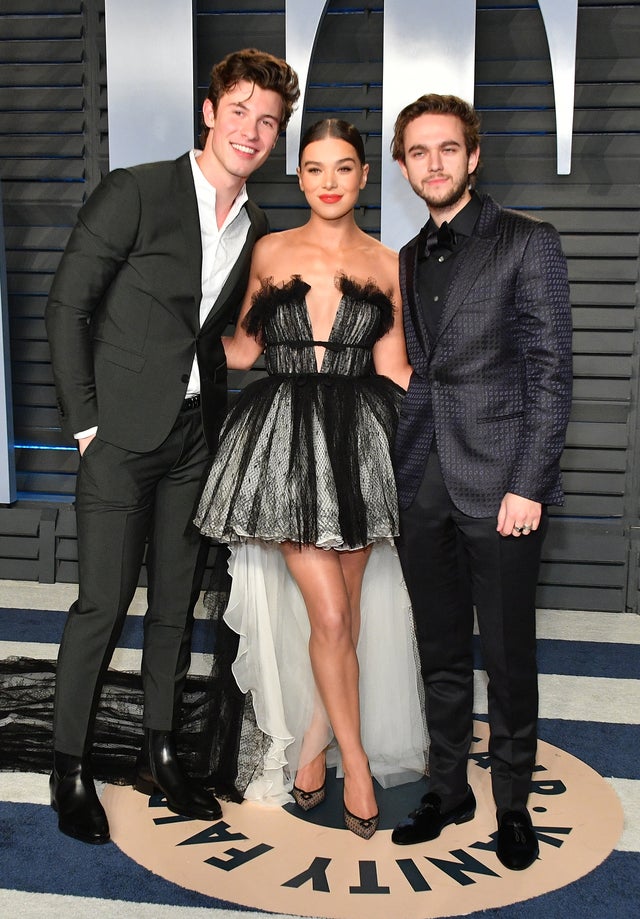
[103,722,624,919]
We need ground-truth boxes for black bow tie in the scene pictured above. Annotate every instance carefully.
[425,221,457,256]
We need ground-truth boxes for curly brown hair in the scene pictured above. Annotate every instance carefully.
[200,48,300,147]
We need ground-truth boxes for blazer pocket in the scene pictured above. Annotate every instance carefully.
[93,339,146,373]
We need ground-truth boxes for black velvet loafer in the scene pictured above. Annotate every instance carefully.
[391,786,476,845]
[496,809,539,870]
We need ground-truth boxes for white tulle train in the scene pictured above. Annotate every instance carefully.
[224,539,428,805]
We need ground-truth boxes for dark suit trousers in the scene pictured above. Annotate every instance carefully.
[53,407,211,756]
[397,447,547,817]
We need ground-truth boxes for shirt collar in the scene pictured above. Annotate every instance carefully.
[189,149,249,230]
[421,191,482,241]
[449,191,482,237]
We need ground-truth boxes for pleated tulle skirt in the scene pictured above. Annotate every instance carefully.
[195,373,403,550]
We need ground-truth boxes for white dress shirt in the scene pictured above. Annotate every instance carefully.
[185,148,250,397]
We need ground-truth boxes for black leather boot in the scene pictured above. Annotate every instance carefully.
[50,751,110,844]
[134,729,222,821]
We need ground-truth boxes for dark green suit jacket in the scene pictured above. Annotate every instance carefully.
[46,152,268,453]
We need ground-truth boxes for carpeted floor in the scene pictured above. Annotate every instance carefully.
[0,580,638,918]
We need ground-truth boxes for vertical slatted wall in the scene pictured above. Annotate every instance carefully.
[0,0,106,577]
[475,0,640,612]
[0,0,639,610]
[0,0,106,489]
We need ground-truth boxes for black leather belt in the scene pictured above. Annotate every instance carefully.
[181,394,201,412]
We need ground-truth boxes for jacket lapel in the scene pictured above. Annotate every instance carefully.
[200,200,265,332]
[174,153,203,326]
[434,195,501,344]
[401,236,431,361]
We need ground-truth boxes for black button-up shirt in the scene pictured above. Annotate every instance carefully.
[417,192,482,342]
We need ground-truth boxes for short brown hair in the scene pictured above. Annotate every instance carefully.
[391,94,481,181]
[200,48,300,146]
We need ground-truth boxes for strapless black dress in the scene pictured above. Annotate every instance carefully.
[195,275,403,549]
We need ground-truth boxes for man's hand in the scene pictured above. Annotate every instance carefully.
[496,493,542,537]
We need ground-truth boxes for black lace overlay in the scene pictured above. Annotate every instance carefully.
[195,275,403,550]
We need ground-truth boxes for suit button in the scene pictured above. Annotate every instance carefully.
[181,374,189,383]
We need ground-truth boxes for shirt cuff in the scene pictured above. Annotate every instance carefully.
[75,426,98,440]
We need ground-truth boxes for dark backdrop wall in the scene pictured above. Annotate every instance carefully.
[0,0,639,612]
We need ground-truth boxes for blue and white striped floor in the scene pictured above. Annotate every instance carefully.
[1,580,638,918]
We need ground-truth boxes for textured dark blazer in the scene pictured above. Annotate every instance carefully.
[395,193,573,515]
[45,152,268,453]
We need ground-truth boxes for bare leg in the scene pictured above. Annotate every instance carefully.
[339,544,372,647]
[280,543,376,820]
[295,544,373,791]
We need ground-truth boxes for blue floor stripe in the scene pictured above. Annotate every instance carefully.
[538,718,640,779]
[0,608,216,653]
[0,608,67,644]
[535,637,640,679]
[473,714,639,779]
[473,636,640,680]
[3,609,638,678]
[0,801,245,909]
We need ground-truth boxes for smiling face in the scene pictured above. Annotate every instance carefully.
[201,79,283,183]
[297,136,369,219]
[398,112,480,220]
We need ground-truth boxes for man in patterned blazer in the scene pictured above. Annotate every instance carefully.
[45,49,299,845]
[389,94,572,870]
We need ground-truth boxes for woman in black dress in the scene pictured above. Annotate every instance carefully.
[196,119,426,839]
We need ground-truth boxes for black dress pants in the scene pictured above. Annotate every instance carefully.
[397,447,547,817]
[53,408,211,756]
